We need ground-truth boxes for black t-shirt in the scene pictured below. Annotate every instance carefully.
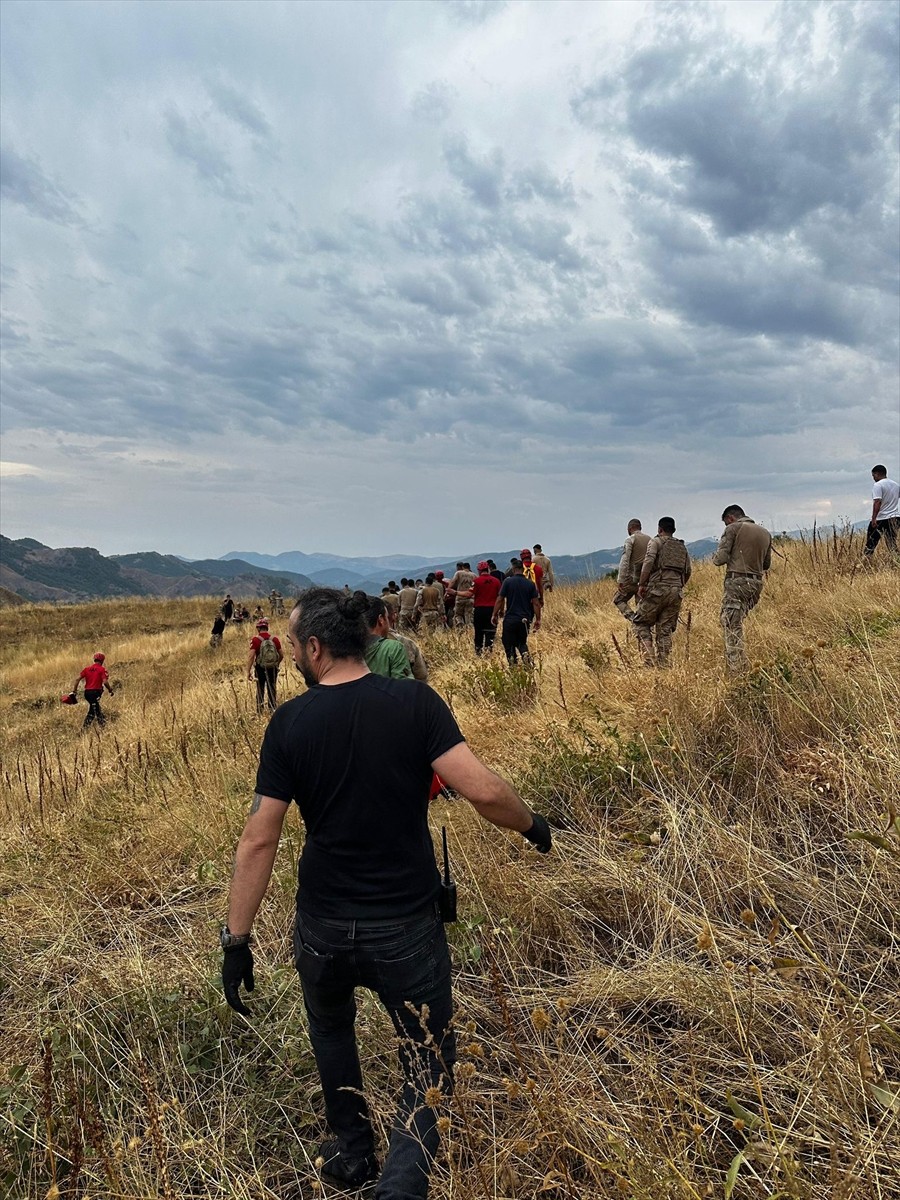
[499,575,538,623]
[255,674,465,918]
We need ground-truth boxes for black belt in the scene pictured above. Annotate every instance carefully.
[726,571,762,578]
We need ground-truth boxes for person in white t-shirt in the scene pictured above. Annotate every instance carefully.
[864,464,899,557]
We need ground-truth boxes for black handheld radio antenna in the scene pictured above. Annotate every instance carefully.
[439,826,457,923]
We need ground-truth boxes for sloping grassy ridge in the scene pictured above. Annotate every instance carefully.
[0,539,897,1199]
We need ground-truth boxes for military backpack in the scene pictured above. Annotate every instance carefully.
[256,636,280,669]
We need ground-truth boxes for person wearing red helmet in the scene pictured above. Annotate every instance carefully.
[248,619,284,714]
[519,549,544,603]
[72,652,114,729]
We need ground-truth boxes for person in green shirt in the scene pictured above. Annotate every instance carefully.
[361,594,412,679]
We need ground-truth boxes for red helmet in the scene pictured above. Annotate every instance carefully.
[256,619,269,629]
[520,549,532,560]
[93,652,105,663]
[61,693,77,705]
[435,570,444,579]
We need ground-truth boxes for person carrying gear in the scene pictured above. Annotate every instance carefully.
[72,652,114,730]
[713,505,773,672]
[220,587,552,1197]
[633,518,692,668]
[613,519,651,621]
[519,549,544,603]
[248,619,284,713]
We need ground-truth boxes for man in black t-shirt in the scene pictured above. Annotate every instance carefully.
[492,559,541,664]
[221,587,551,1198]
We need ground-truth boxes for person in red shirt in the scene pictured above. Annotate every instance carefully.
[247,619,284,714]
[72,652,113,729]
[467,561,502,654]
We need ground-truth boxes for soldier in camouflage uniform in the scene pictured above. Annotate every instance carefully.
[450,562,475,628]
[397,578,419,633]
[416,573,445,632]
[387,629,429,681]
[532,545,555,593]
[713,505,773,672]
[613,519,650,621]
[633,517,691,668]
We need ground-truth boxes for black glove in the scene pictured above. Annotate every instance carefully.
[222,944,255,1015]
[523,812,552,853]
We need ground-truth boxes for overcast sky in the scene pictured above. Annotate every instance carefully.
[1,0,898,559]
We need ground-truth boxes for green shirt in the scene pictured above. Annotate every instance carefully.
[364,637,412,680]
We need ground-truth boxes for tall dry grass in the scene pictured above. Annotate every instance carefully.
[0,538,898,1199]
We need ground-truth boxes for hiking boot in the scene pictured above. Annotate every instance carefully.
[317,1139,379,1189]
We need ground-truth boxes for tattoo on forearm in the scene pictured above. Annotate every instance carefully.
[250,793,262,816]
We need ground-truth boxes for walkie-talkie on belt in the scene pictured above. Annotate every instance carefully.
[439,826,457,923]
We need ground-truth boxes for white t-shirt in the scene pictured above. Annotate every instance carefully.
[873,477,900,520]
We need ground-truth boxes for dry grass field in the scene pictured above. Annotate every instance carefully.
[1,534,898,1200]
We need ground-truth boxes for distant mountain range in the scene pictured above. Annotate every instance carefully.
[0,536,313,604]
[5,522,852,605]
[223,540,722,594]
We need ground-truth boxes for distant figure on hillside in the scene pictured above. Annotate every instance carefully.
[416,573,446,632]
[253,605,266,622]
[471,561,501,655]
[532,545,555,592]
[633,518,691,668]
[488,559,504,583]
[520,549,544,604]
[713,505,773,673]
[381,586,401,628]
[614,519,651,622]
[72,652,114,730]
[398,578,419,632]
[492,558,541,664]
[865,465,899,558]
[248,619,283,713]
[222,593,235,622]
[342,584,352,596]
[210,610,227,649]
[449,562,475,628]
[362,595,412,679]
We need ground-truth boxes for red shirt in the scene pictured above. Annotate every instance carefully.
[522,561,544,599]
[80,663,108,690]
[472,573,502,607]
[250,634,282,654]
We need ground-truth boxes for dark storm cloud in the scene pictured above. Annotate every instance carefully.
[573,0,899,350]
[0,146,81,224]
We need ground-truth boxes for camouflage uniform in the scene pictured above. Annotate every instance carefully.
[450,568,475,628]
[713,517,772,672]
[613,531,651,620]
[533,553,555,591]
[382,591,401,627]
[398,585,419,633]
[632,535,691,667]
[417,584,445,632]
[388,630,429,682]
